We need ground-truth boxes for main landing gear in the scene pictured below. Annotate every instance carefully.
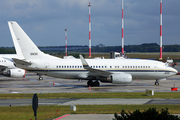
[87,80,100,87]
[155,79,159,86]
[38,74,43,80]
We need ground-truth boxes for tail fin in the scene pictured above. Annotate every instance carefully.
[8,22,24,59]
[8,21,55,60]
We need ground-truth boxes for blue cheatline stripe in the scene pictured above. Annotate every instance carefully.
[27,69,175,73]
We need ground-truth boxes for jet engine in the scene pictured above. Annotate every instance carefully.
[100,73,132,84]
[3,68,26,78]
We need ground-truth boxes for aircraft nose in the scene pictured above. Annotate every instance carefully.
[173,68,178,74]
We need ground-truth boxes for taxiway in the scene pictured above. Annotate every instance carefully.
[0,73,179,93]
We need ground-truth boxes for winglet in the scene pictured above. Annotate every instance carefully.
[79,55,89,69]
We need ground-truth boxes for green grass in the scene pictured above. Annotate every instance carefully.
[1,105,180,120]
[1,92,180,99]
[1,92,180,119]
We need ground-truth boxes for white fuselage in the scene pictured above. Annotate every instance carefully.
[7,21,178,83]
[17,58,177,80]
[0,54,17,70]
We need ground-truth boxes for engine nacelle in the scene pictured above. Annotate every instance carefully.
[99,73,132,84]
[110,73,132,84]
[3,68,26,78]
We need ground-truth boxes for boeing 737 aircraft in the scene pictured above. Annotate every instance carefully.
[8,21,177,86]
[0,54,26,78]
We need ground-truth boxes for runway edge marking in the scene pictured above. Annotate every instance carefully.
[54,114,70,120]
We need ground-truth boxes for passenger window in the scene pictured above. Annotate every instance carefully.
[72,66,74,68]
[57,66,58,68]
[110,66,112,68]
[64,66,66,68]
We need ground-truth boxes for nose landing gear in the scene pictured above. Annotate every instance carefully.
[155,79,159,86]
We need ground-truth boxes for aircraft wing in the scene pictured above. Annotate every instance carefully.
[0,65,7,71]
[12,58,32,66]
[79,55,112,77]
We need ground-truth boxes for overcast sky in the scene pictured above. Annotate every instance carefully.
[0,0,180,47]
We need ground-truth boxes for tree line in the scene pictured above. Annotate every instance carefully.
[1,43,180,54]
[75,43,180,53]
[0,47,15,54]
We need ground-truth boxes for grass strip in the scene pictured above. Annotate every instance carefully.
[0,92,180,99]
[0,105,180,120]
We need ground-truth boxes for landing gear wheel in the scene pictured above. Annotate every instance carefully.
[93,81,100,86]
[155,80,159,86]
[39,77,43,80]
[87,80,93,87]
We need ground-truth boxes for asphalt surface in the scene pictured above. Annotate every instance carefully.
[0,73,180,93]
[2,98,180,107]
[1,73,180,120]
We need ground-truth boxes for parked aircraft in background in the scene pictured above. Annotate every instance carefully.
[8,21,177,86]
[0,54,26,78]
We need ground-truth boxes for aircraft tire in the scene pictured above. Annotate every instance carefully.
[87,80,93,87]
[93,81,100,86]
[155,82,159,86]
[39,77,43,80]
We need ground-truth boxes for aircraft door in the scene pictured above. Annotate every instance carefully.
[44,62,49,72]
[154,63,158,73]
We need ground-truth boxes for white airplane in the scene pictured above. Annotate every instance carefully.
[8,21,178,86]
[0,54,26,78]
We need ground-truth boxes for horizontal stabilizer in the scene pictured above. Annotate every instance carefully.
[12,58,31,66]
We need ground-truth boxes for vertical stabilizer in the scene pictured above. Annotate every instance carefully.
[8,21,47,60]
[8,22,24,59]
